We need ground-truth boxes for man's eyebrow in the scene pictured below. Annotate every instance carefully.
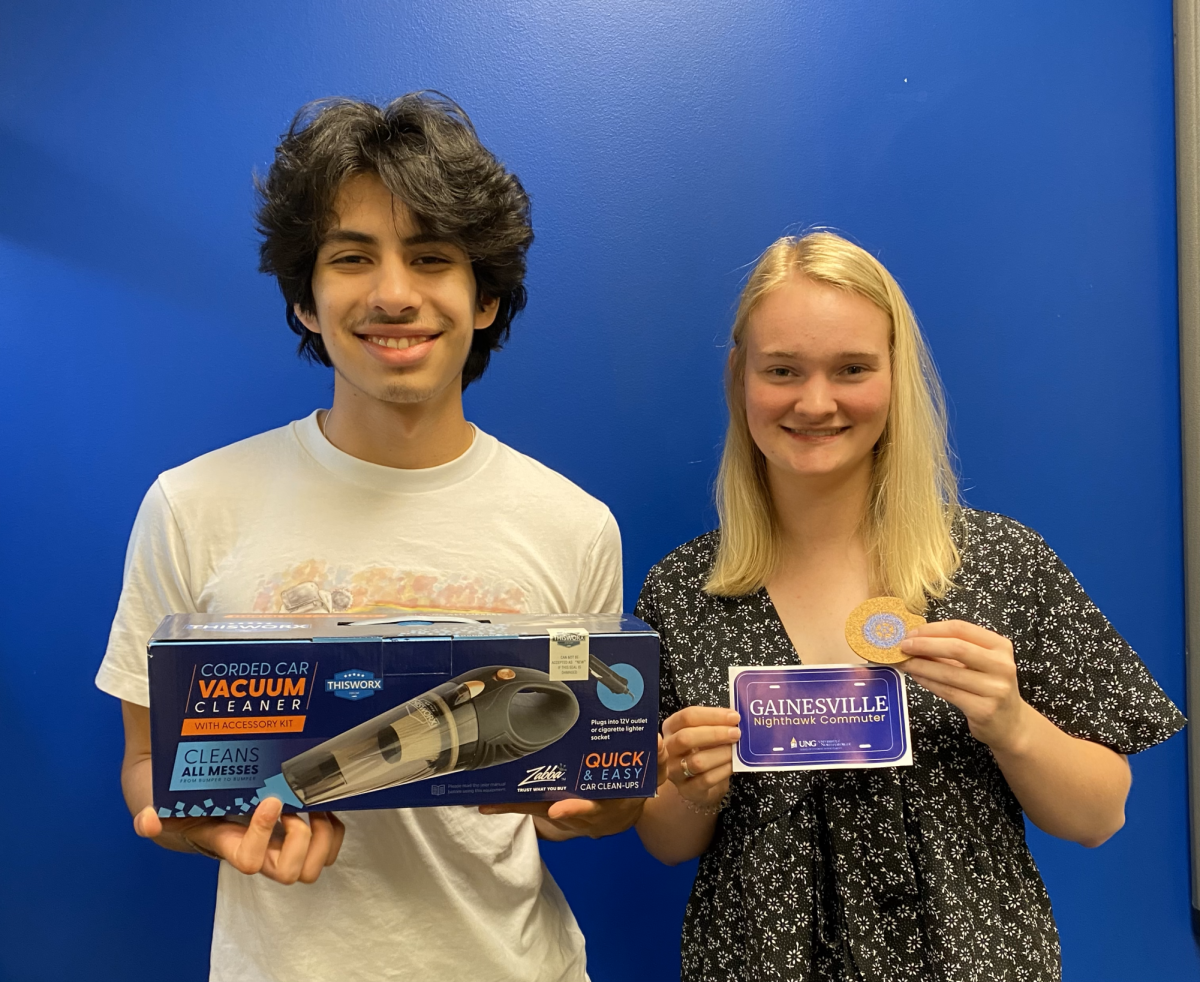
[321,229,378,246]
[320,229,456,249]
[401,232,457,248]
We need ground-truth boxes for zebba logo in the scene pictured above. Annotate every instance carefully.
[576,749,648,793]
[325,669,382,701]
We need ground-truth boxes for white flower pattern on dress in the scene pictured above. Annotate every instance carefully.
[636,510,1184,982]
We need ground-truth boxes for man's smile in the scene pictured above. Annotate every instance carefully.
[362,333,439,350]
[355,327,443,366]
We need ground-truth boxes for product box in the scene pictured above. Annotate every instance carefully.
[148,612,658,818]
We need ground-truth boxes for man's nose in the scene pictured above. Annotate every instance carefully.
[369,255,421,314]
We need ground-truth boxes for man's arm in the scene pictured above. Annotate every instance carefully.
[121,700,346,883]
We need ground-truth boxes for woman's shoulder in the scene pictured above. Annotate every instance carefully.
[954,508,1053,568]
[642,530,721,593]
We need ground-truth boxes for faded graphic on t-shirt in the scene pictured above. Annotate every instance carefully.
[253,560,527,615]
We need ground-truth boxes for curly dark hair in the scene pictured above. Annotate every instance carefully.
[255,92,533,389]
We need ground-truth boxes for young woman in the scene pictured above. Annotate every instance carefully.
[634,232,1183,982]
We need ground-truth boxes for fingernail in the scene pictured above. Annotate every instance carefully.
[730,728,741,740]
[899,639,913,651]
[728,712,741,723]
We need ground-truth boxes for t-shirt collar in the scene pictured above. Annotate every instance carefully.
[293,410,496,494]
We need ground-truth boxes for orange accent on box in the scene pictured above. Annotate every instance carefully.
[180,716,307,735]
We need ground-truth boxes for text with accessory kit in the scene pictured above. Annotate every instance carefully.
[148,613,658,818]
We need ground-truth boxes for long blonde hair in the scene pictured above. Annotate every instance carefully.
[705,232,960,612]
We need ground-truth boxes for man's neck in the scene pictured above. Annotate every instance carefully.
[321,374,475,470]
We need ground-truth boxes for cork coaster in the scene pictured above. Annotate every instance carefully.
[844,597,925,664]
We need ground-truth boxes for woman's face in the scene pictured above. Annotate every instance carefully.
[743,275,892,485]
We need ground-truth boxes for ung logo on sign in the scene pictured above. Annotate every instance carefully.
[325,669,382,701]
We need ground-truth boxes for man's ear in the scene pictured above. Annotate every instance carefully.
[474,295,500,331]
[293,303,321,335]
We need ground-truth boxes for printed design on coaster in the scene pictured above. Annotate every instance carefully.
[845,597,925,664]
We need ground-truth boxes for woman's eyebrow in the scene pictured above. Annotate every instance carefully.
[760,349,882,361]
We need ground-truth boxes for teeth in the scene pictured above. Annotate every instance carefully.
[365,335,432,350]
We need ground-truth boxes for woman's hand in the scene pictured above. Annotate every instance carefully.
[899,618,1131,846]
[660,706,742,809]
[899,619,1032,754]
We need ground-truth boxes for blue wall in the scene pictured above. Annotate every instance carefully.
[0,1,1192,979]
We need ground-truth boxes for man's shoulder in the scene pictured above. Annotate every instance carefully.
[156,420,302,502]
[485,436,614,523]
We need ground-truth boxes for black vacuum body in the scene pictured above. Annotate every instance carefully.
[280,665,580,806]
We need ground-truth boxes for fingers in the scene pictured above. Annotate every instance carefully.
[663,707,740,737]
[543,797,645,838]
[903,655,1011,699]
[676,761,732,792]
[906,619,1011,652]
[133,805,163,839]
[224,796,283,875]
[261,813,314,885]
[478,802,553,817]
[545,798,601,823]
[664,725,741,758]
[324,813,346,866]
[673,745,732,779]
[900,634,1011,674]
[299,812,341,883]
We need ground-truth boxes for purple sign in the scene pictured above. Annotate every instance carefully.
[729,665,912,771]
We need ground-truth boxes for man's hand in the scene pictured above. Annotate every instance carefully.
[478,797,648,841]
[132,797,346,885]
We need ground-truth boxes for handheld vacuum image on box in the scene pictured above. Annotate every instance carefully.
[148,613,658,818]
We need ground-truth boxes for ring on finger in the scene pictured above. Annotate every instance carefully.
[681,755,695,780]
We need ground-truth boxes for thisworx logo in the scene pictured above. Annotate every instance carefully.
[325,669,383,701]
[517,764,568,788]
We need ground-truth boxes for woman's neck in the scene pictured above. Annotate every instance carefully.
[767,458,873,557]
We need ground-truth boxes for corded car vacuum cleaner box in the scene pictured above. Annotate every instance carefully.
[148,612,659,819]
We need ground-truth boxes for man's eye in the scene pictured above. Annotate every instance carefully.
[414,255,452,266]
[768,367,794,377]
[331,254,370,265]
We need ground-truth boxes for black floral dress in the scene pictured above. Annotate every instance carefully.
[635,510,1184,982]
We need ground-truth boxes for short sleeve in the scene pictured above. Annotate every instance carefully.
[1015,534,1185,755]
[95,480,197,707]
[634,567,684,729]
[576,511,623,615]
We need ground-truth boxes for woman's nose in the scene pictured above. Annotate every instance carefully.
[793,377,837,416]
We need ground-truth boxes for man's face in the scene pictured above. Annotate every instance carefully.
[294,173,497,406]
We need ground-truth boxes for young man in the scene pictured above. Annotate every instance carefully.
[97,93,642,982]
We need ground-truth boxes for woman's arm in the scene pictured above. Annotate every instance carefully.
[901,621,1130,847]
[635,707,741,864]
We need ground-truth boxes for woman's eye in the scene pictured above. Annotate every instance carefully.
[842,365,869,376]
[768,367,794,377]
[331,254,370,265]
[414,254,452,266]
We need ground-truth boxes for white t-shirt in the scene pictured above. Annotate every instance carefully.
[96,412,622,982]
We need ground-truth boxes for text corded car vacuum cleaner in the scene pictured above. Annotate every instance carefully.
[281,655,630,806]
